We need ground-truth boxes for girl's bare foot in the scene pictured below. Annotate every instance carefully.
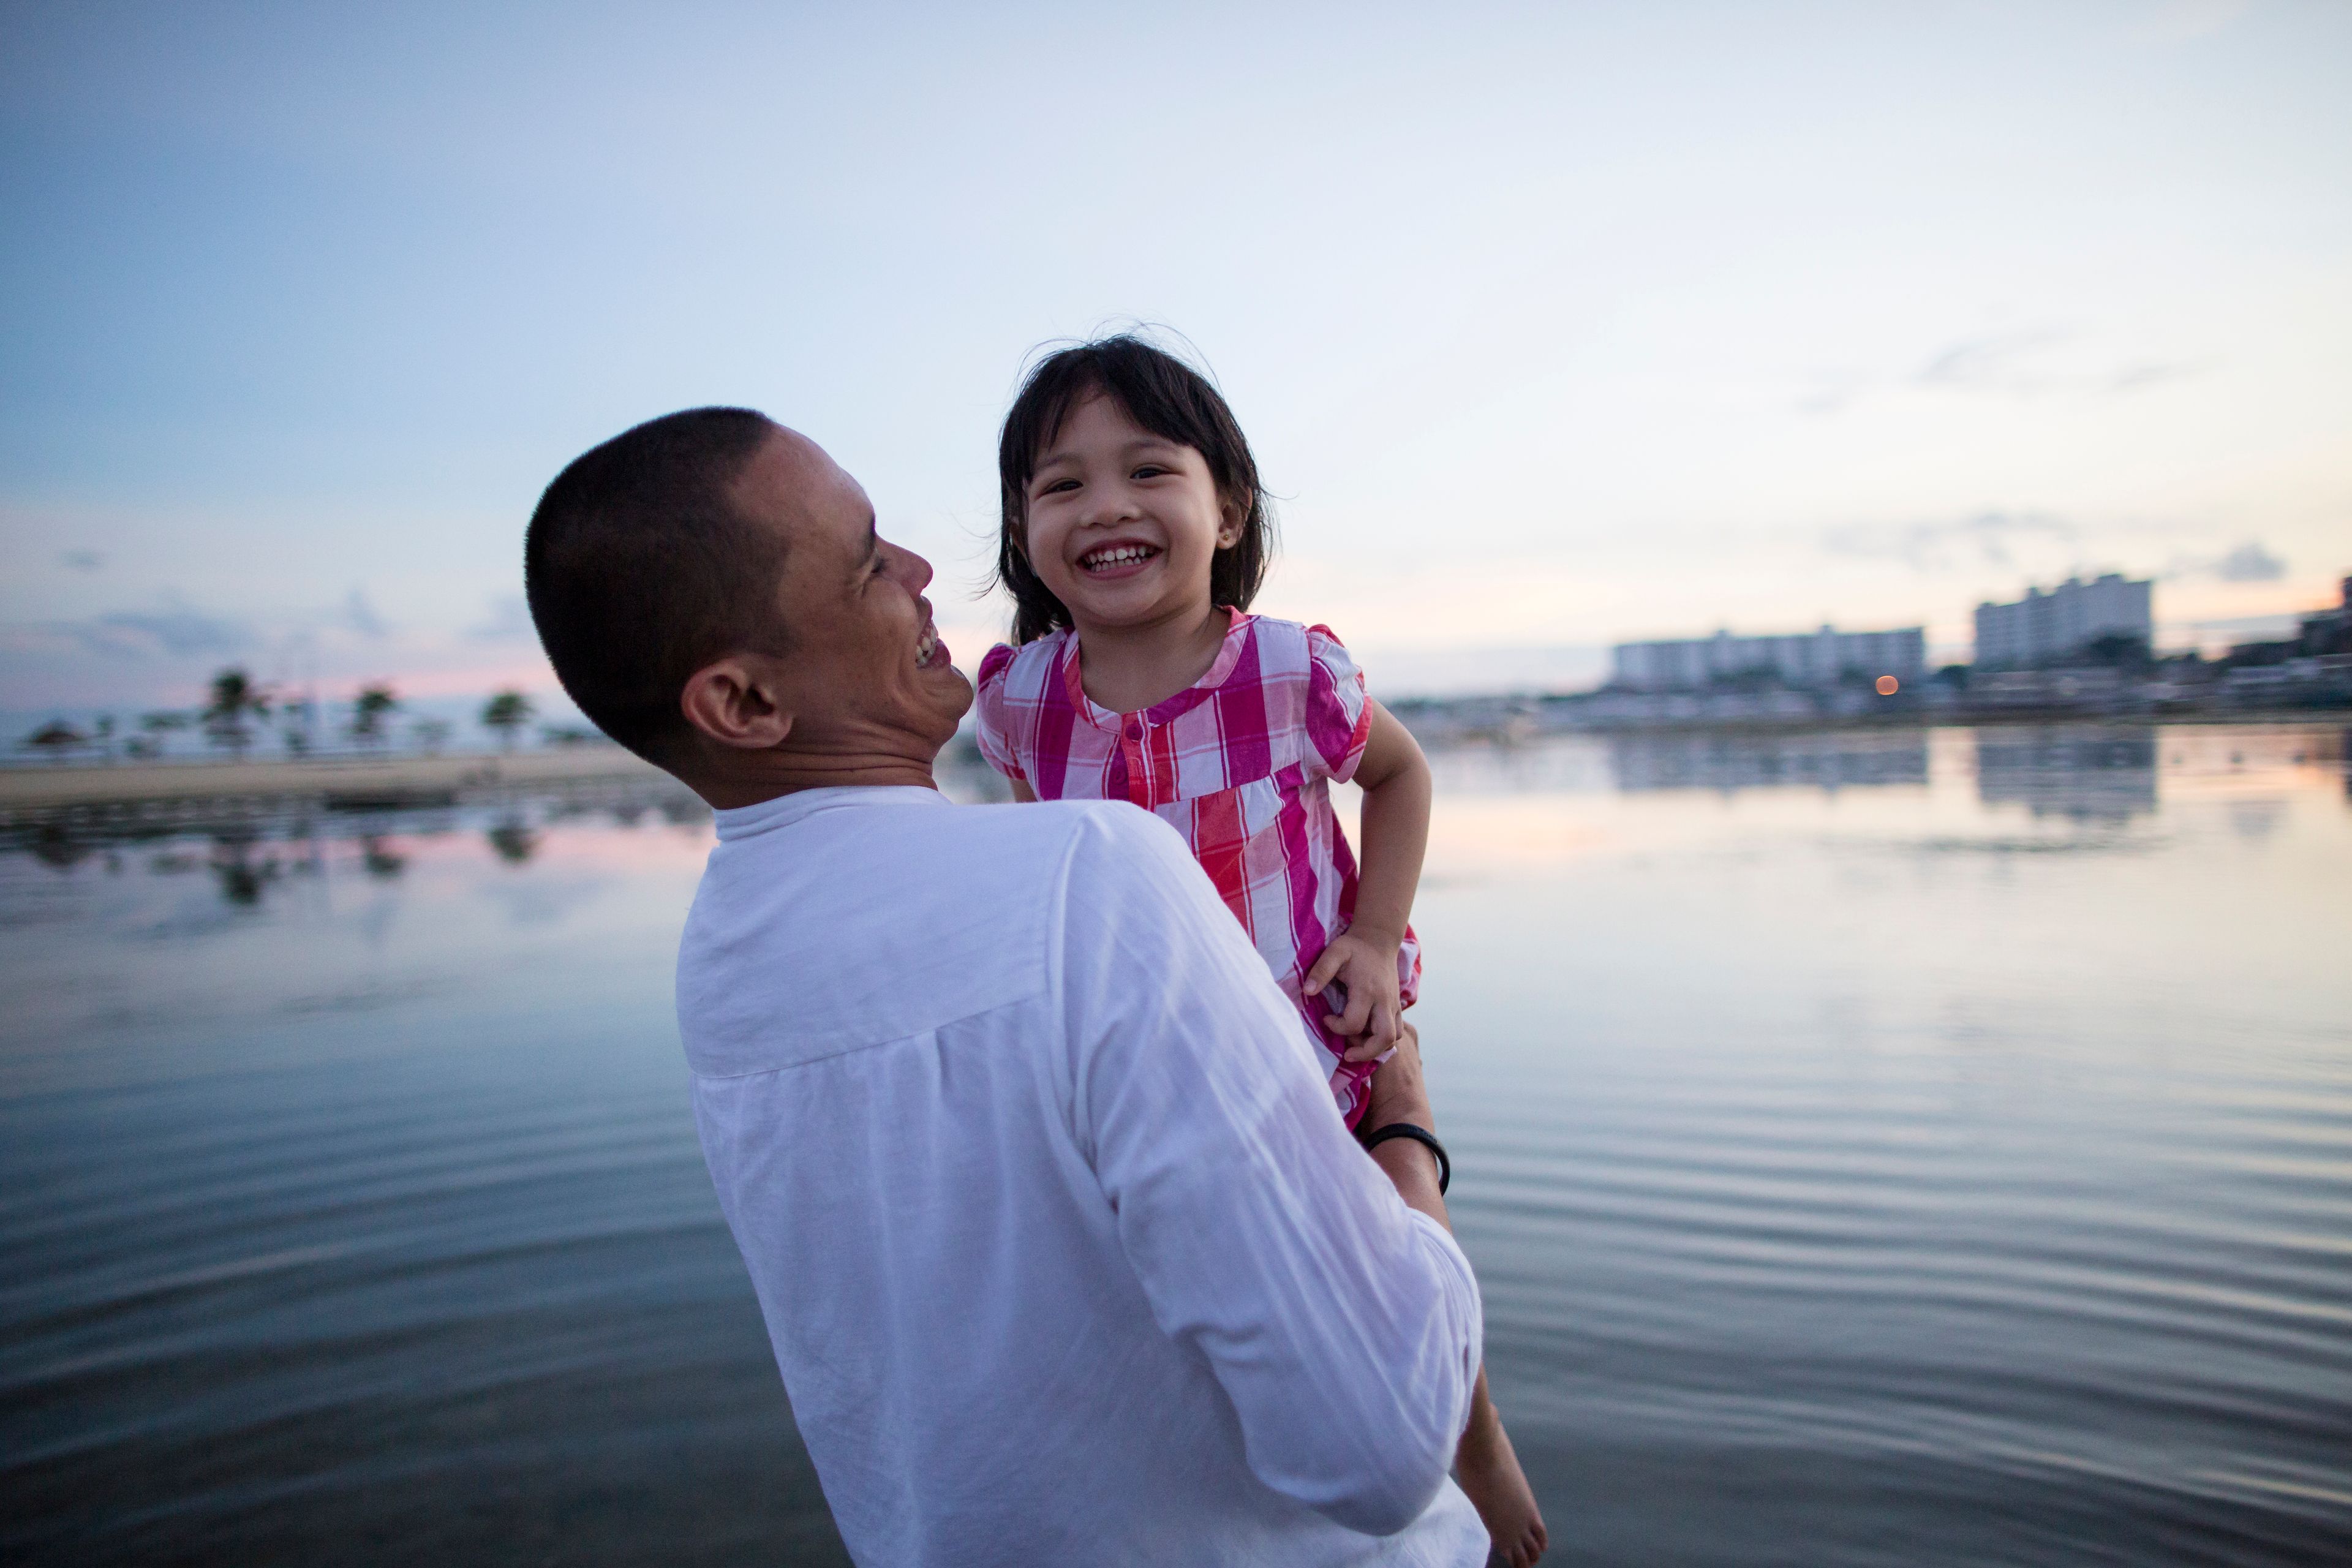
[1457,1393,1547,1567]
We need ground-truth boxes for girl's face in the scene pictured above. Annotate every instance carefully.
[1020,390,1241,636]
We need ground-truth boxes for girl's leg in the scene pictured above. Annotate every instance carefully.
[1455,1367,1547,1566]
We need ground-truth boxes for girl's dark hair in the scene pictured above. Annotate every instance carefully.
[994,334,1275,645]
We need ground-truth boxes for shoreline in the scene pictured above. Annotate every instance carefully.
[1391,702,2351,745]
[0,745,668,816]
[9,709,2345,817]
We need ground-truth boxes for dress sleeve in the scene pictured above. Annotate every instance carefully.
[1302,625,1374,784]
[1050,805,1481,1536]
[972,643,1026,783]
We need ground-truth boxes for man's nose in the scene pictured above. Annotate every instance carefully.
[890,541,934,593]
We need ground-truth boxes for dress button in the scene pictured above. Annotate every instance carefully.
[1125,720,1143,741]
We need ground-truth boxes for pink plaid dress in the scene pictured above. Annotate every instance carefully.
[974,612,1421,1128]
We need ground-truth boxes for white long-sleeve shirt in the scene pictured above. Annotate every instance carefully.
[677,785,1487,1566]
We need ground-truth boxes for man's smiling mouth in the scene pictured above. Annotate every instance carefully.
[1079,543,1160,573]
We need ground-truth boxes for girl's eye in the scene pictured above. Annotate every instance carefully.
[1133,466,1167,480]
[1037,478,1079,497]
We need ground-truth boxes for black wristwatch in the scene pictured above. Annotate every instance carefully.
[1359,1121,1450,1196]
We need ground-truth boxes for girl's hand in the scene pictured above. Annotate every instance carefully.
[1304,929,1405,1062]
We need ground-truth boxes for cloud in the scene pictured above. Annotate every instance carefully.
[1,601,255,662]
[464,595,533,642]
[0,593,567,711]
[59,549,105,571]
[2209,540,2286,581]
[2107,360,2211,394]
[2137,0,2255,43]
[1917,328,2072,394]
[341,587,390,638]
[1822,510,2078,571]
[88,601,258,658]
[2180,612,2300,635]
[1804,333,2208,415]
[1795,373,1868,417]
[0,589,413,666]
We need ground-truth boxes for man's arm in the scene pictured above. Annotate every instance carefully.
[1050,807,1481,1537]
[1360,1023,1447,1229]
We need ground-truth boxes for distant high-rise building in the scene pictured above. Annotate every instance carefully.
[1610,624,1926,692]
[2294,575,2352,657]
[1973,574,2152,669]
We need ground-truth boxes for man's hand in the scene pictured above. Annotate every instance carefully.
[1361,1020,1435,1133]
[1304,928,1405,1061]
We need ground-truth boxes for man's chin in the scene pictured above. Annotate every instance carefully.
[925,671,976,742]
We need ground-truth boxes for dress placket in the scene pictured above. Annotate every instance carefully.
[1117,715,1151,807]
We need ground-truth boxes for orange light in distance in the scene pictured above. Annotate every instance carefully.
[1875,675,1900,696]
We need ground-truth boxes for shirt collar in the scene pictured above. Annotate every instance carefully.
[714,784,949,842]
[1062,610,1256,731]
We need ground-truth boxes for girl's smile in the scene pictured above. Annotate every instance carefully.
[1076,541,1162,577]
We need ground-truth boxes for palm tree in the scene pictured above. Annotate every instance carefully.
[22,720,87,764]
[480,689,535,752]
[349,683,399,749]
[277,696,318,756]
[203,668,273,758]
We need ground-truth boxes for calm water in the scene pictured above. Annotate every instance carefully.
[4,724,2348,1566]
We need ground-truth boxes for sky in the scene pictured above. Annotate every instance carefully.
[2,0,2348,722]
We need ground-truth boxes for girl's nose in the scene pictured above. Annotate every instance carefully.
[1080,482,1139,529]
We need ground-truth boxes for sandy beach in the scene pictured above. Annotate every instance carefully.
[0,745,666,816]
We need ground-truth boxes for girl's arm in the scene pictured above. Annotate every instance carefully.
[1348,701,1433,951]
[1010,778,1038,803]
[1303,700,1432,1055]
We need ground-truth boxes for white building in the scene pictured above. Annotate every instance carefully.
[1973,574,2152,669]
[1610,624,1926,692]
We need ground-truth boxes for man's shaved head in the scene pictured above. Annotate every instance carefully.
[524,407,789,763]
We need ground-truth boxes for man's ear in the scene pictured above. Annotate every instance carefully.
[680,655,796,751]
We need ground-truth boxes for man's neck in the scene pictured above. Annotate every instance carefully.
[1074,603,1232,715]
[688,736,942,810]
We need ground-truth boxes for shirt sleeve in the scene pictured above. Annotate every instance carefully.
[1049,804,1480,1537]
[972,643,1026,783]
[1303,625,1374,784]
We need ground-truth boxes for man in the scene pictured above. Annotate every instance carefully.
[525,408,1488,1565]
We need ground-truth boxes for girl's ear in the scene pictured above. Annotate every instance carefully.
[1215,491,1248,551]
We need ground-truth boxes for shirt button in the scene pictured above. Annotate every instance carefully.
[1125,720,1142,740]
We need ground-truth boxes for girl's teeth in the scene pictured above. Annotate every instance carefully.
[1084,546,1155,570]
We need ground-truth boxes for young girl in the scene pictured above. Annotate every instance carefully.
[972,335,1548,1567]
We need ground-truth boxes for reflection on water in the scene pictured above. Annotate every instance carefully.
[1607,729,1929,793]
[1976,729,2160,821]
[2,777,703,914]
[4,728,2350,1567]
[485,816,541,865]
[359,836,405,880]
